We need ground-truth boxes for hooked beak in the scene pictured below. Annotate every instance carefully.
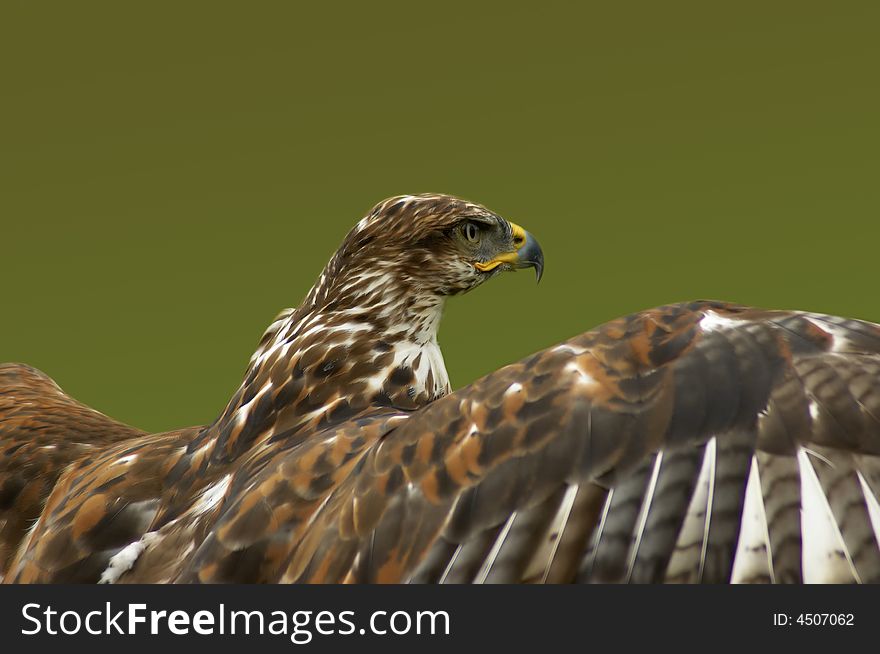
[474,221,544,282]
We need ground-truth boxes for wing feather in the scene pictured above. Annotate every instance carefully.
[0,364,144,578]
[269,301,880,583]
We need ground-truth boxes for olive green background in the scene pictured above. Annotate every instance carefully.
[2,2,879,433]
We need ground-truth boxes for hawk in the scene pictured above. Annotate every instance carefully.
[2,193,880,583]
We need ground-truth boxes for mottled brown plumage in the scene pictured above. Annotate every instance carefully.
[0,364,145,577]
[228,301,880,583]
[3,194,543,583]
[3,194,880,584]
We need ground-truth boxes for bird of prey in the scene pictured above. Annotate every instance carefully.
[2,193,880,584]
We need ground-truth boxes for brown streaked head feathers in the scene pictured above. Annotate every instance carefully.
[304,193,543,311]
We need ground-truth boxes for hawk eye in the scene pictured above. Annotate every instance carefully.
[464,222,481,243]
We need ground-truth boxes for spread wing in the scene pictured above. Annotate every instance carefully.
[185,300,880,583]
[0,364,144,578]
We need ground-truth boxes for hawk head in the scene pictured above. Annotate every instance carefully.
[307,194,544,310]
[228,193,544,453]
